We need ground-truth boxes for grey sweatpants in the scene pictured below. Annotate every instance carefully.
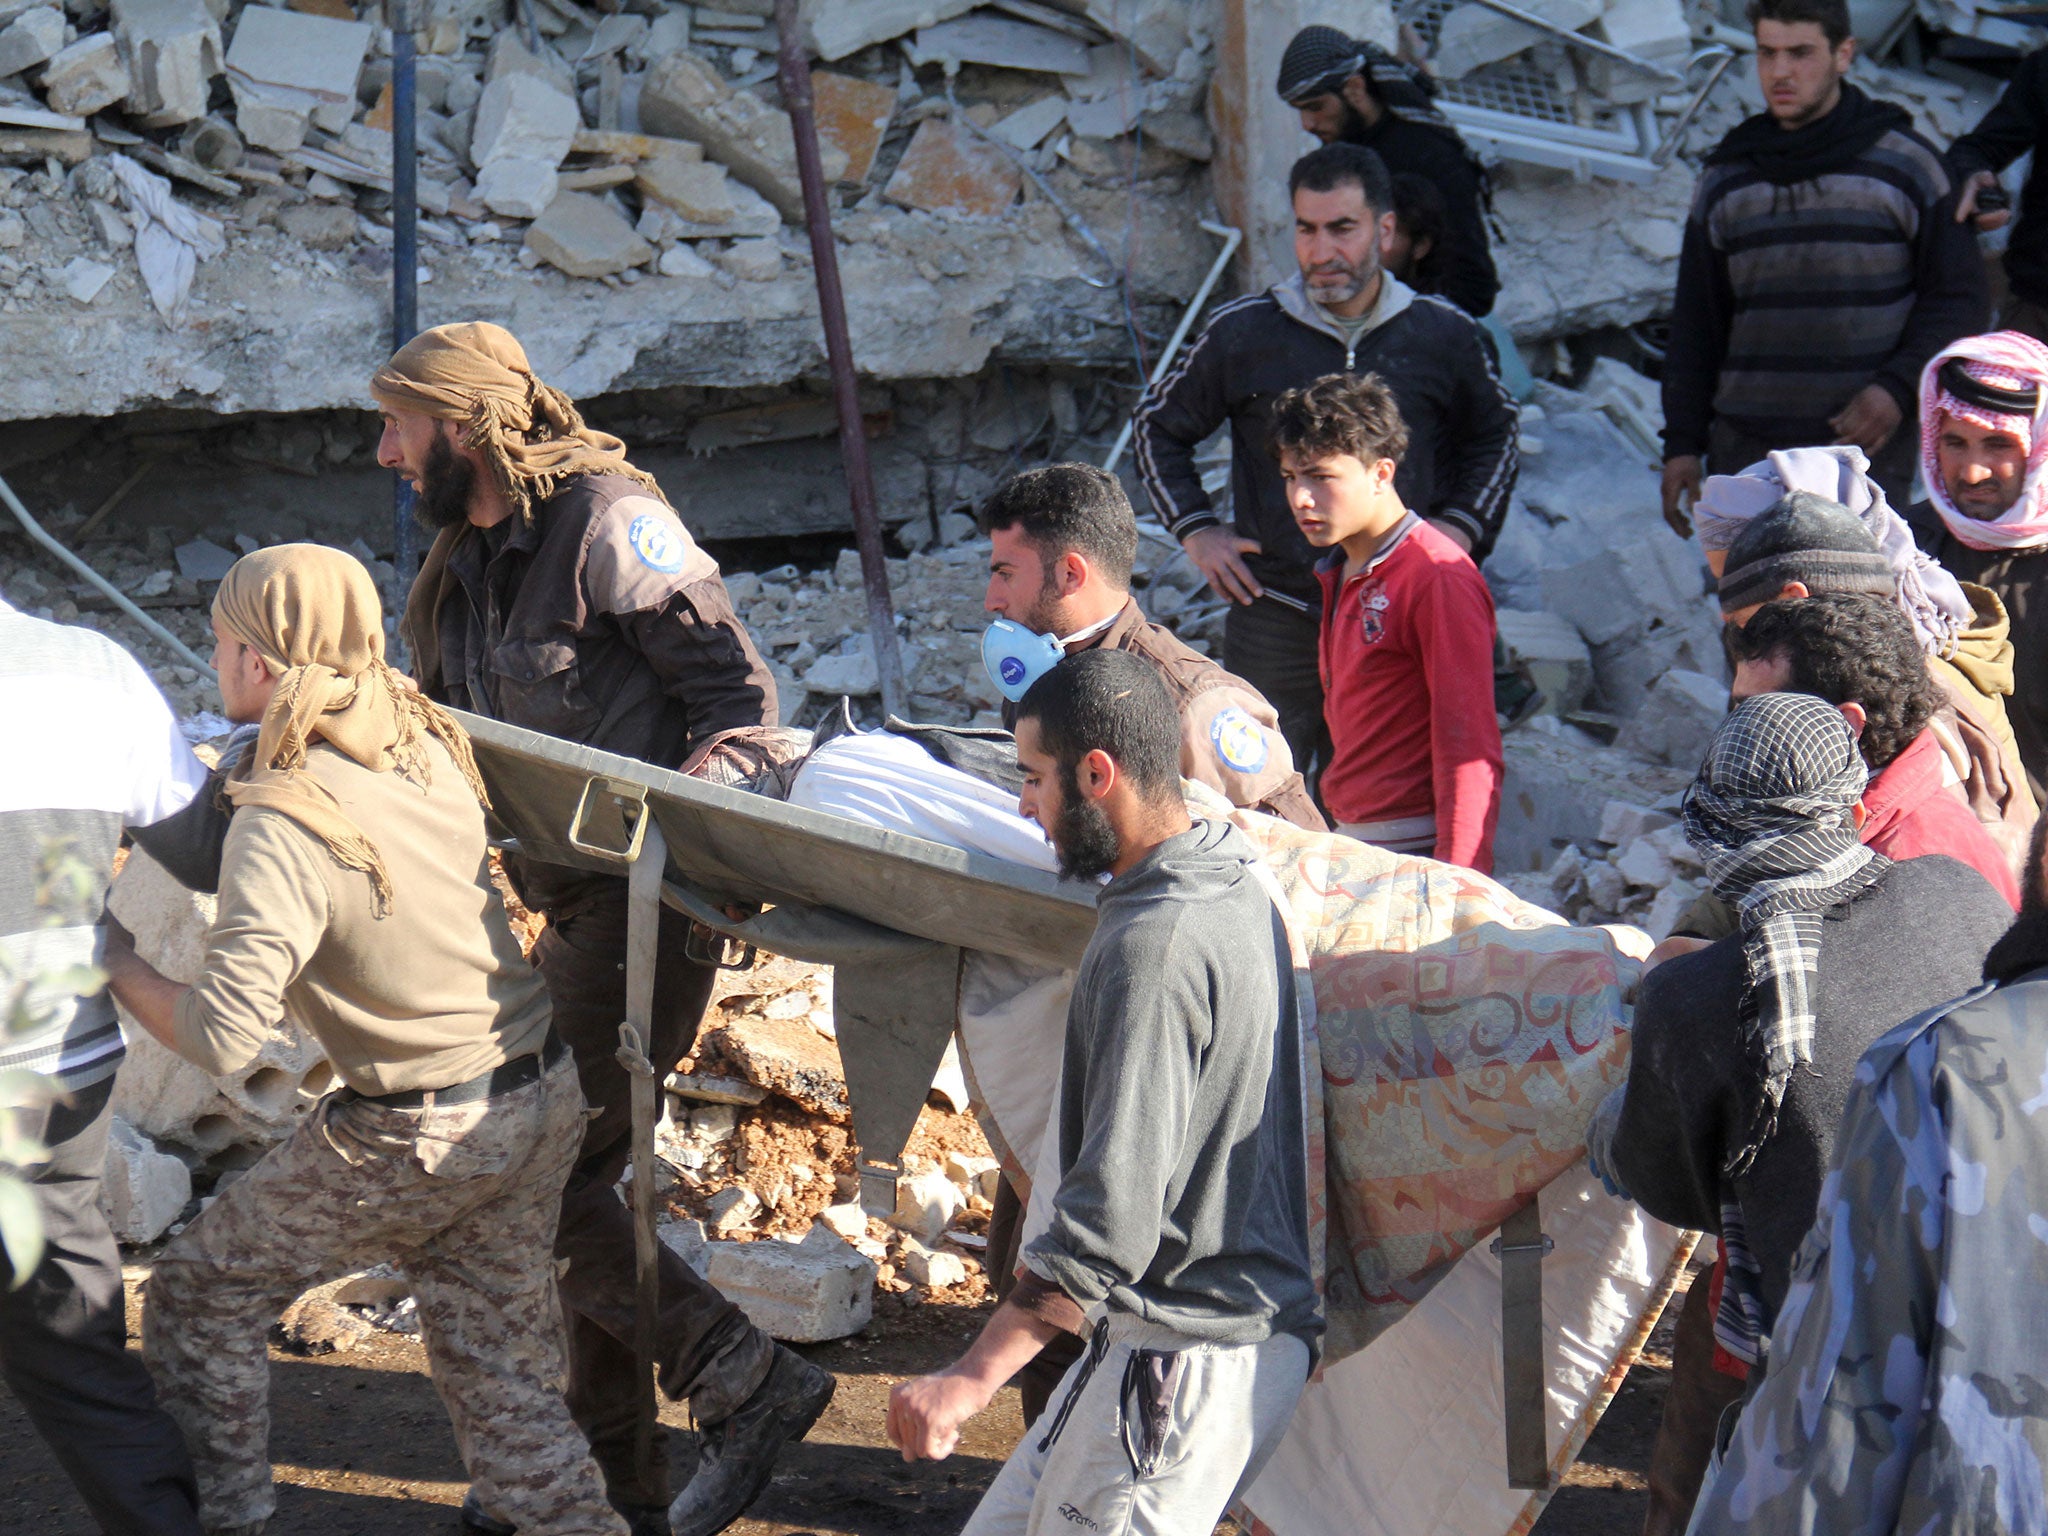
[963,1314,1310,1536]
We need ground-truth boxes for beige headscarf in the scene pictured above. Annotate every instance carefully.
[368,321,664,522]
[214,544,489,917]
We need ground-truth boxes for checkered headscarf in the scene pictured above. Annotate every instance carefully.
[1919,331,2048,552]
[1276,25,1457,132]
[1681,693,1889,1174]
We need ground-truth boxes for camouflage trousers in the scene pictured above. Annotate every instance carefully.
[143,1053,628,1536]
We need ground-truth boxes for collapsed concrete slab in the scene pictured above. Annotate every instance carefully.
[110,0,222,127]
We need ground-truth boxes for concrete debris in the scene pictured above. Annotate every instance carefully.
[909,14,1093,78]
[701,1009,849,1120]
[41,34,130,117]
[810,68,895,186]
[1613,668,1731,770]
[110,0,222,127]
[1434,0,1602,81]
[100,1115,192,1243]
[884,118,1022,220]
[223,5,369,156]
[988,93,1067,151]
[0,8,64,82]
[704,1229,874,1342]
[523,188,653,278]
[276,1280,375,1355]
[639,48,842,224]
[61,255,116,304]
[891,1168,964,1244]
[817,1201,868,1241]
[898,1236,967,1289]
[1496,608,1593,719]
[171,535,234,580]
[944,1152,1000,1204]
[801,0,980,61]
[707,1183,763,1233]
[471,71,579,174]
[668,1070,767,1107]
[635,153,736,224]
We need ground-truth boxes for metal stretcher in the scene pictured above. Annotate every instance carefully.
[456,709,1098,1213]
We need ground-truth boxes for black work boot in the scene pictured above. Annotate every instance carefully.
[666,1346,836,1536]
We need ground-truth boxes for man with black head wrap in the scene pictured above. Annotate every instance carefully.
[1586,691,2009,1534]
[1276,24,1498,318]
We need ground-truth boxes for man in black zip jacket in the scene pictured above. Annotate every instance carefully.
[1276,24,1499,319]
[1132,142,1518,777]
[1950,46,2048,343]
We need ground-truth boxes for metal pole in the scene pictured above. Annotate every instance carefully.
[774,0,907,719]
[390,0,420,623]
[1103,220,1241,476]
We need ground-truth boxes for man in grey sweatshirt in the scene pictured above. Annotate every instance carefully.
[887,650,1321,1535]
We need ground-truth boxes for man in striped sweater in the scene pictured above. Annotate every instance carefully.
[1659,0,1987,536]
[0,593,213,1535]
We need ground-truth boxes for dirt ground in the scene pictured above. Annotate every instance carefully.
[0,1255,1693,1535]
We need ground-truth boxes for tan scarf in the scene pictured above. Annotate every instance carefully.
[368,320,664,522]
[214,544,489,917]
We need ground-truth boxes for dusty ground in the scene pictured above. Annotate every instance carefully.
[0,1257,1692,1535]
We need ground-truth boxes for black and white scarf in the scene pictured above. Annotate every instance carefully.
[1681,693,1889,1174]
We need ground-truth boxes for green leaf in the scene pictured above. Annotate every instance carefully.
[0,1177,44,1288]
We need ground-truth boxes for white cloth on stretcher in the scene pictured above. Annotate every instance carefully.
[787,729,1686,1536]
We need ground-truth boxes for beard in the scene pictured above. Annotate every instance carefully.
[1340,100,1374,141]
[1050,761,1122,881]
[413,432,479,531]
[1304,242,1380,308]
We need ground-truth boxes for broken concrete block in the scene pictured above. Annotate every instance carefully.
[278,198,355,249]
[660,1215,709,1273]
[173,536,235,580]
[988,94,1066,151]
[99,1116,190,1243]
[523,189,654,278]
[330,1265,411,1312]
[803,641,879,699]
[224,4,370,131]
[657,242,715,278]
[476,158,560,220]
[1614,836,1673,890]
[229,82,310,153]
[639,48,844,224]
[943,1152,999,1198]
[1597,800,1675,847]
[277,1282,373,1355]
[1432,0,1601,79]
[891,1169,964,1244]
[1141,108,1214,163]
[1076,0,1187,75]
[704,1231,874,1342]
[884,119,1021,220]
[0,8,65,80]
[817,1202,867,1242]
[41,33,130,117]
[700,1012,847,1120]
[1614,668,1731,769]
[899,1238,967,1289]
[107,849,335,1156]
[471,71,578,173]
[706,1184,762,1233]
[634,153,735,223]
[1063,91,1144,142]
[909,14,1091,77]
[111,0,223,126]
[1590,0,1690,102]
[486,29,574,94]
[60,255,115,305]
[715,236,781,282]
[1496,608,1594,718]
[811,69,894,185]
[801,0,978,60]
[573,127,703,163]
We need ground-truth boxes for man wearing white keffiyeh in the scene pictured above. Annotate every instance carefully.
[1588,691,2012,1536]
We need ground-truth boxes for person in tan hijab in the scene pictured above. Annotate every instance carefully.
[372,322,829,1536]
[102,545,629,1536]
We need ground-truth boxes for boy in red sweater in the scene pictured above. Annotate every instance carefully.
[1276,374,1503,870]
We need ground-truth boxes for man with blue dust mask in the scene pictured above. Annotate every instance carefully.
[979,463,1324,833]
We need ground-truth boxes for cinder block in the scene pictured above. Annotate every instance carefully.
[704,1232,875,1342]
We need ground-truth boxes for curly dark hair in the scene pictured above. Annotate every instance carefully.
[1731,593,1942,771]
[1269,372,1410,471]
[1745,0,1851,46]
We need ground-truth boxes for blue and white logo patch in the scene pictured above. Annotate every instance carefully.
[1209,707,1269,775]
[628,513,684,574]
[998,654,1029,688]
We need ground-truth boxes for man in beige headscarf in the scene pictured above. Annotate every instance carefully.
[372,323,830,1536]
[101,545,629,1536]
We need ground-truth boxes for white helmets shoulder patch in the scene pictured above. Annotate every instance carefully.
[627,512,685,574]
[1209,706,1270,776]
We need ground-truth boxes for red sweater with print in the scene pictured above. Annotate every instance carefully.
[1315,518,1503,872]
